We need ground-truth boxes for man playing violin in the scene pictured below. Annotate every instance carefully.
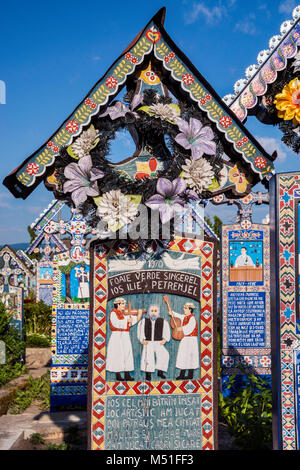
[106,297,144,381]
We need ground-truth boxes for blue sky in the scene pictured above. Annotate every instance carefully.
[0,0,299,243]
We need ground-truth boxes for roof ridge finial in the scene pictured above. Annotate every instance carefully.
[152,7,166,26]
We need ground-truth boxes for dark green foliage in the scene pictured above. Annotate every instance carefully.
[29,433,46,445]
[45,442,68,450]
[24,300,51,337]
[204,215,222,239]
[218,373,272,450]
[0,302,26,386]
[43,426,83,450]
[8,372,50,414]
[25,333,50,348]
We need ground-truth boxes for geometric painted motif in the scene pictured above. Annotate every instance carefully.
[221,223,271,383]
[50,251,90,409]
[271,173,300,450]
[88,236,217,450]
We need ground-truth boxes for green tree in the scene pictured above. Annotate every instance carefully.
[26,225,42,261]
[204,215,222,239]
[24,300,52,335]
[59,260,80,303]
[0,302,26,385]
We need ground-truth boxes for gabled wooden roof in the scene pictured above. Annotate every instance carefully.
[3,7,276,199]
[0,245,34,278]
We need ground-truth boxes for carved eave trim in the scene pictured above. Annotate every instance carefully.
[224,5,300,122]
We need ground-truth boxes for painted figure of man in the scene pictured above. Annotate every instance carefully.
[234,246,254,267]
[137,304,170,381]
[168,302,199,380]
[106,297,144,381]
[75,265,89,300]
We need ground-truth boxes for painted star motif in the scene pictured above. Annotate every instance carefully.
[282,192,290,204]
[284,306,293,320]
[283,249,292,261]
[284,337,294,347]
[283,278,293,290]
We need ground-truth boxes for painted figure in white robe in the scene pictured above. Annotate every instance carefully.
[75,265,89,300]
[137,304,170,381]
[106,297,144,381]
[234,247,254,267]
[168,302,199,380]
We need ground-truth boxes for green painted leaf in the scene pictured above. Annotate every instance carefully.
[67,145,78,160]
[207,177,220,191]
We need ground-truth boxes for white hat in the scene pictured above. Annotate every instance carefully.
[114,297,126,304]
[184,302,195,309]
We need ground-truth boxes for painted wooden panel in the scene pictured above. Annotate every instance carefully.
[88,236,217,450]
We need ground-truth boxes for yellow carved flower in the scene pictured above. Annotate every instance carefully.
[229,164,251,194]
[274,78,300,123]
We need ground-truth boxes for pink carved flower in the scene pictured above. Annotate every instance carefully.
[125,52,132,60]
[52,145,59,152]
[85,98,92,106]
[47,141,53,148]
[145,177,188,224]
[105,76,118,89]
[131,57,138,64]
[26,162,40,175]
[182,73,194,86]
[219,115,232,128]
[164,56,170,63]
[205,94,212,101]
[66,120,79,134]
[168,52,175,59]
[63,155,104,207]
[175,117,216,160]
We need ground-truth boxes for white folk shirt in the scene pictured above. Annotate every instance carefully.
[173,312,199,370]
[106,309,138,373]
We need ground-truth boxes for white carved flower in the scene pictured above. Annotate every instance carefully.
[147,103,180,122]
[181,158,214,192]
[70,126,100,159]
[97,190,138,227]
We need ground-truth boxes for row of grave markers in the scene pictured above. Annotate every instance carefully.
[2,6,300,450]
[0,191,271,449]
[3,183,300,450]
[1,187,293,449]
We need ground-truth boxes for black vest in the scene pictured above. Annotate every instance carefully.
[144,317,164,341]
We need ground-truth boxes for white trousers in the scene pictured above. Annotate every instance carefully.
[176,336,199,370]
[140,341,169,372]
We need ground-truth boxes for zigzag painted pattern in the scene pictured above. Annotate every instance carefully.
[277,175,300,450]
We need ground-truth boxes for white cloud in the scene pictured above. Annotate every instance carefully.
[0,192,13,209]
[279,0,296,14]
[234,20,256,36]
[255,136,287,162]
[234,13,257,36]
[91,55,101,63]
[184,2,226,25]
